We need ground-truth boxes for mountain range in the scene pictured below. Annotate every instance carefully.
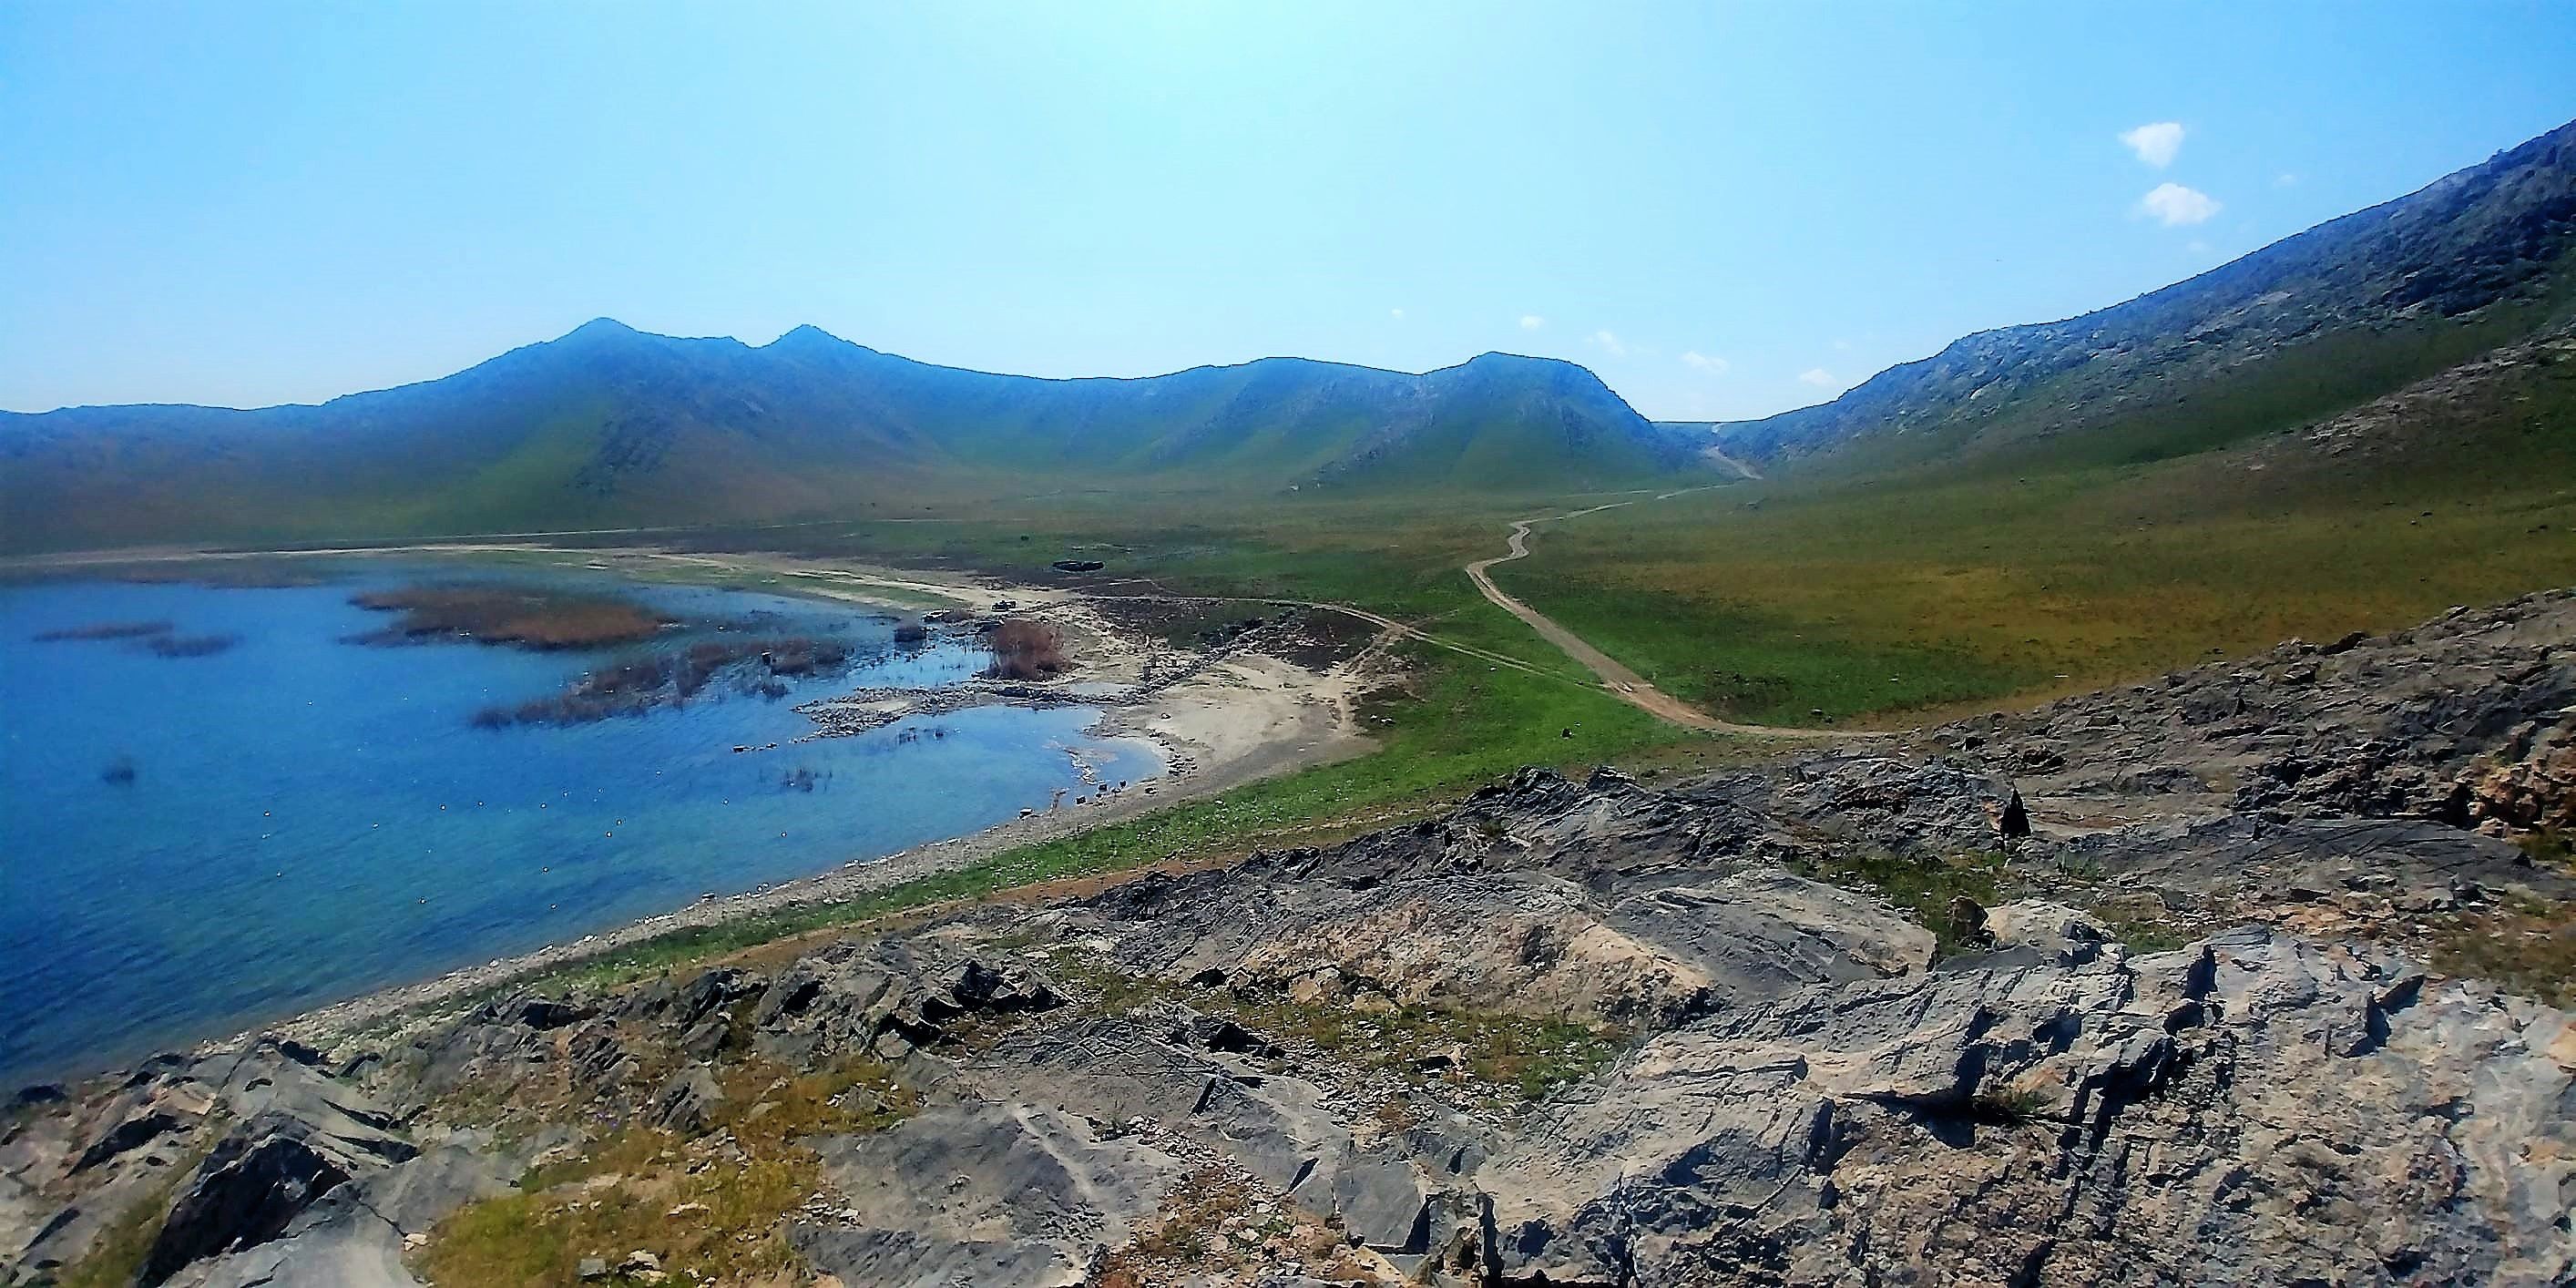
[5,117,2572,554]
[0,332,1708,552]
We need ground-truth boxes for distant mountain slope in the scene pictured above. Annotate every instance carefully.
[1720,118,2576,470]
[0,326,1704,552]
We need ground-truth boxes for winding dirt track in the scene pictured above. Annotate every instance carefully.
[1464,494,1853,739]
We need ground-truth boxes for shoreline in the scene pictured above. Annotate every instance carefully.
[6,542,1383,1079]
[0,540,1005,616]
[272,658,1370,1051]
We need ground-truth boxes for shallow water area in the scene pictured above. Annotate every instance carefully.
[0,563,1159,1085]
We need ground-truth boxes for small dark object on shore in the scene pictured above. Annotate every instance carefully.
[101,755,138,785]
[892,622,930,644]
[1999,790,2030,838]
[1050,559,1105,573]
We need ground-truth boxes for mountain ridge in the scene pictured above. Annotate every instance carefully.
[0,325,1707,553]
[10,316,1622,416]
[1718,117,2576,470]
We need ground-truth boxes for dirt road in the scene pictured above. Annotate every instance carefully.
[1464,498,1849,738]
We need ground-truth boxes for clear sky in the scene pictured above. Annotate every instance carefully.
[3,2,2571,421]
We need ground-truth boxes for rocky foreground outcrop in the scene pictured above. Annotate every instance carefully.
[7,593,2575,1287]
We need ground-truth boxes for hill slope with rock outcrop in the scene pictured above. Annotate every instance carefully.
[6,592,2575,1287]
[1719,118,2576,475]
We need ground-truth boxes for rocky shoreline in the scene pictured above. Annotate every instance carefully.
[6,590,2572,1286]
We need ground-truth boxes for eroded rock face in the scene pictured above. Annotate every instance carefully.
[1083,767,1942,1031]
[1945,589,2576,831]
[797,1102,1181,1287]
[2,1041,516,1288]
[1477,928,2573,1286]
[143,1124,358,1284]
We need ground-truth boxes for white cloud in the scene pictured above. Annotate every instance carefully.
[2119,121,2184,168]
[1389,308,1406,320]
[1518,314,1544,330]
[1588,330,1626,357]
[2139,182,2221,227]
[1680,351,1729,373]
[2185,239,2211,254]
[2274,172,2299,188]
[1798,368,1835,388]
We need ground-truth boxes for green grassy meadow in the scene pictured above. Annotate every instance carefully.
[1487,329,2576,725]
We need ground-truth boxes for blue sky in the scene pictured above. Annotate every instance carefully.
[3,2,2571,421]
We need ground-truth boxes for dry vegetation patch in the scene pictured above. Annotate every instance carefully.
[412,1058,915,1288]
[1055,951,1626,1106]
[1089,1166,1385,1287]
[350,584,673,649]
[2428,894,2576,1007]
[984,618,1069,680]
[475,637,854,727]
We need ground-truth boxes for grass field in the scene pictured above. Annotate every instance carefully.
[1489,334,2576,725]
[1491,468,2576,726]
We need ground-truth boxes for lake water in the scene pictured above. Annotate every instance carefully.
[0,566,1159,1086]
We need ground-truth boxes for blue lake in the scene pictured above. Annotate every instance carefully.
[0,566,1158,1086]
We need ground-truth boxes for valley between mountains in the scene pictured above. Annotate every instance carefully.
[5,117,2576,1288]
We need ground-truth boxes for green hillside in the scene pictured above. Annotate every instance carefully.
[1720,118,2576,474]
[0,322,1710,553]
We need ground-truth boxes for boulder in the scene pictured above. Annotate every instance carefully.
[1979,900,2118,966]
[649,1064,725,1136]
[141,1122,357,1285]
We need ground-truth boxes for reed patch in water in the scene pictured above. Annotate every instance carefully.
[348,584,671,649]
